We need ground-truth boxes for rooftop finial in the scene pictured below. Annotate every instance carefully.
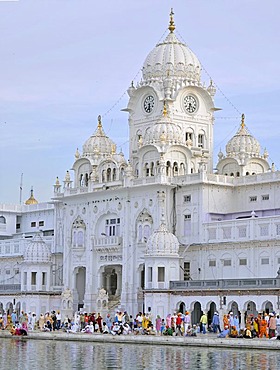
[25,186,38,205]
[98,115,102,129]
[168,8,175,33]
[241,113,245,128]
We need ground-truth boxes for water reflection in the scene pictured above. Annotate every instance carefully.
[0,338,280,370]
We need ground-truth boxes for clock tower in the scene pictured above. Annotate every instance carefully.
[124,9,217,180]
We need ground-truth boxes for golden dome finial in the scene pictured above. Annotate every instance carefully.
[97,115,102,129]
[168,8,175,33]
[163,101,168,117]
[25,187,38,205]
[241,113,245,128]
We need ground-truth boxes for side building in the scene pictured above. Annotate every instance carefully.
[0,191,62,316]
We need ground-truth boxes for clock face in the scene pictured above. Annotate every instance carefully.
[184,95,198,114]
[143,95,155,113]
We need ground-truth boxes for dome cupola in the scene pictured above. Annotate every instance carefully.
[146,223,179,256]
[143,103,183,145]
[25,187,38,205]
[142,9,201,84]
[82,115,117,157]
[226,114,261,158]
[24,234,51,263]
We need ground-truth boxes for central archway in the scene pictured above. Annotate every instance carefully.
[207,302,217,326]
[76,267,86,311]
[191,301,203,326]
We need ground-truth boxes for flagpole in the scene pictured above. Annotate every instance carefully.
[19,173,23,205]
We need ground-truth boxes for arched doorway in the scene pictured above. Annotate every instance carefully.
[245,301,257,323]
[207,302,216,326]
[229,301,239,317]
[191,302,203,326]
[6,302,13,315]
[15,302,21,317]
[265,301,273,315]
[76,267,86,311]
[0,302,3,315]
[102,265,122,297]
[178,302,186,314]
[229,301,241,326]
[111,269,117,295]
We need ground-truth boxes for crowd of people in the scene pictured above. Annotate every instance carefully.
[0,310,61,336]
[1,309,280,340]
[212,311,280,340]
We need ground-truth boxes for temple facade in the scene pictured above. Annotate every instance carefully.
[1,11,280,325]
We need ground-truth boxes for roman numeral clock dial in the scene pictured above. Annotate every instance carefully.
[143,95,155,114]
[184,95,198,114]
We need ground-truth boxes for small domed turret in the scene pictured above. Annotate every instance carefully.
[146,223,179,256]
[143,103,183,145]
[82,115,117,157]
[226,114,261,158]
[24,234,51,263]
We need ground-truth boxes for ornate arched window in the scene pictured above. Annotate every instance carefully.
[136,210,153,243]
[166,161,171,176]
[72,216,86,248]
[107,168,111,182]
[150,162,154,176]
[144,163,149,177]
[0,216,6,224]
[112,168,116,181]
[85,173,89,186]
[179,163,185,175]
[173,162,178,176]
[77,231,84,247]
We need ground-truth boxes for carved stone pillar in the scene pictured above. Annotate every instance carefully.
[240,309,246,329]
[116,267,122,296]
[106,273,111,295]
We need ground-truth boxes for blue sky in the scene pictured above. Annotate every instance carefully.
[0,0,279,204]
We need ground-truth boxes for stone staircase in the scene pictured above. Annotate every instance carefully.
[108,295,121,314]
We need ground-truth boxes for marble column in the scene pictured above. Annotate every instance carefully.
[240,309,246,329]
[116,267,122,296]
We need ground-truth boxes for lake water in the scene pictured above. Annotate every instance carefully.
[1,338,280,370]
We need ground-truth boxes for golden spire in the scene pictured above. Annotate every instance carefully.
[97,115,102,129]
[163,101,168,117]
[168,8,175,33]
[241,113,245,128]
[25,187,38,205]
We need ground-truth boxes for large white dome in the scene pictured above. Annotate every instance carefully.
[24,234,51,263]
[146,223,179,256]
[142,31,201,83]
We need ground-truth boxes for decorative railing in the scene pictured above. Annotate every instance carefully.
[203,215,280,243]
[0,284,21,292]
[92,236,122,248]
[0,236,55,257]
[169,278,280,290]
